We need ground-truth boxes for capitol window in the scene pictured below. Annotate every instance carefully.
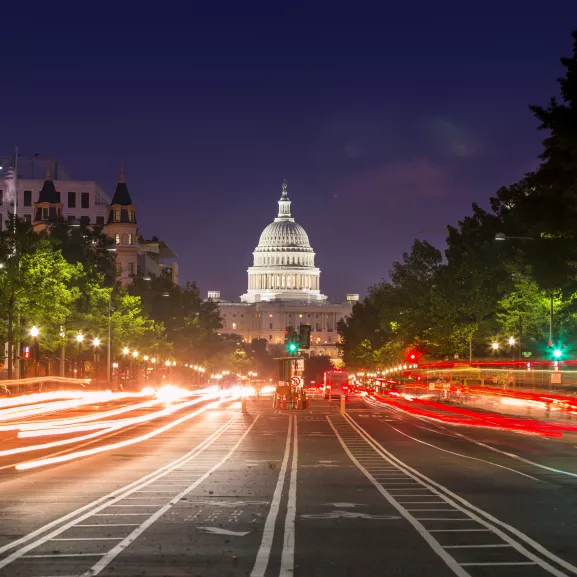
[232,323,237,330]
[115,233,120,245]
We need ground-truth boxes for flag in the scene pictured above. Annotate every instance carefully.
[4,164,15,205]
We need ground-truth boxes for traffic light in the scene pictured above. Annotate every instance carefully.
[299,324,311,349]
[553,349,562,359]
[285,326,299,355]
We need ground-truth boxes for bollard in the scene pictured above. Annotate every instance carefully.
[305,397,310,409]
[241,396,248,414]
[275,395,281,410]
[340,394,346,414]
[296,397,302,409]
[281,396,287,410]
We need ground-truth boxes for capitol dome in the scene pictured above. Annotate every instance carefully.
[240,180,326,303]
[257,220,311,249]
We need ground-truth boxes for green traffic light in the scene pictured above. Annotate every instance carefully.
[288,343,298,353]
[553,349,562,358]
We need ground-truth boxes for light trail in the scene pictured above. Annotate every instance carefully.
[0,398,161,432]
[15,396,238,470]
[17,391,215,438]
[0,391,141,423]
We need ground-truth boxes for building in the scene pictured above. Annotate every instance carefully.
[0,157,110,230]
[209,180,353,358]
[0,156,178,285]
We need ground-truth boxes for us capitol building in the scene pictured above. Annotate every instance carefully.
[208,180,358,358]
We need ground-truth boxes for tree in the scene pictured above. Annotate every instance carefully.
[0,217,81,376]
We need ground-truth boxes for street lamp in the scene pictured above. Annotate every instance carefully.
[92,337,101,379]
[76,333,84,378]
[508,337,516,346]
[491,342,499,351]
[107,275,152,384]
[30,326,39,378]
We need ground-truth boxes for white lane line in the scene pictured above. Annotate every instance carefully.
[327,417,469,577]
[280,415,298,577]
[92,513,149,517]
[342,413,577,577]
[387,425,540,481]
[461,562,537,566]
[430,529,491,533]
[398,502,447,505]
[51,537,122,541]
[82,417,260,577]
[406,509,461,512]
[0,416,240,568]
[76,524,140,527]
[251,415,294,577]
[368,396,577,479]
[24,553,103,558]
[413,518,473,521]
[444,544,512,549]
[450,430,577,479]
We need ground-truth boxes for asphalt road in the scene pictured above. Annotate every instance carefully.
[1,394,577,577]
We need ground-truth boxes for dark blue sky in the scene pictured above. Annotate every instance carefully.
[2,3,576,300]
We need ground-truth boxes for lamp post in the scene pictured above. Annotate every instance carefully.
[30,326,39,378]
[92,337,101,379]
[60,327,66,377]
[76,333,84,378]
[107,275,151,384]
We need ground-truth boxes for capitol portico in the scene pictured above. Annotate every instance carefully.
[210,180,357,358]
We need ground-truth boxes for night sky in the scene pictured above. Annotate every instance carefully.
[2,3,577,301]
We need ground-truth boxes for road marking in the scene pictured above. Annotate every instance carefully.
[461,562,537,566]
[191,500,270,507]
[51,537,122,541]
[322,502,365,508]
[340,413,577,577]
[250,415,293,577]
[387,425,540,481]
[280,415,298,577]
[429,529,491,533]
[92,513,150,516]
[76,524,140,527]
[0,415,240,567]
[196,526,250,536]
[24,553,103,558]
[82,418,259,576]
[301,511,400,520]
[444,544,512,549]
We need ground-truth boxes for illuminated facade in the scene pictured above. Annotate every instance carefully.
[210,180,355,358]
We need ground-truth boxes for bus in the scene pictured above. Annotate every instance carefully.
[323,370,350,399]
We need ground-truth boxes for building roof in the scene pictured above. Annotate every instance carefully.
[36,162,60,204]
[109,181,133,206]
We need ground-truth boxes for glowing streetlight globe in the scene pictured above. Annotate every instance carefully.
[508,337,516,346]
[76,333,84,343]
[30,326,39,337]
[491,342,499,350]
[93,337,101,347]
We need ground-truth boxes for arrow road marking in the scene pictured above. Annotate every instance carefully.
[197,526,250,536]
[301,511,401,520]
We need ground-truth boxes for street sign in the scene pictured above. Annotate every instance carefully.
[295,359,304,371]
[550,373,562,384]
[522,352,532,357]
[291,376,302,386]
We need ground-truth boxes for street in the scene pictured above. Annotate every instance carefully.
[0,393,577,577]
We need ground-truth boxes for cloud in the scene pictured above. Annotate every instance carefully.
[337,157,453,202]
[426,117,483,158]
